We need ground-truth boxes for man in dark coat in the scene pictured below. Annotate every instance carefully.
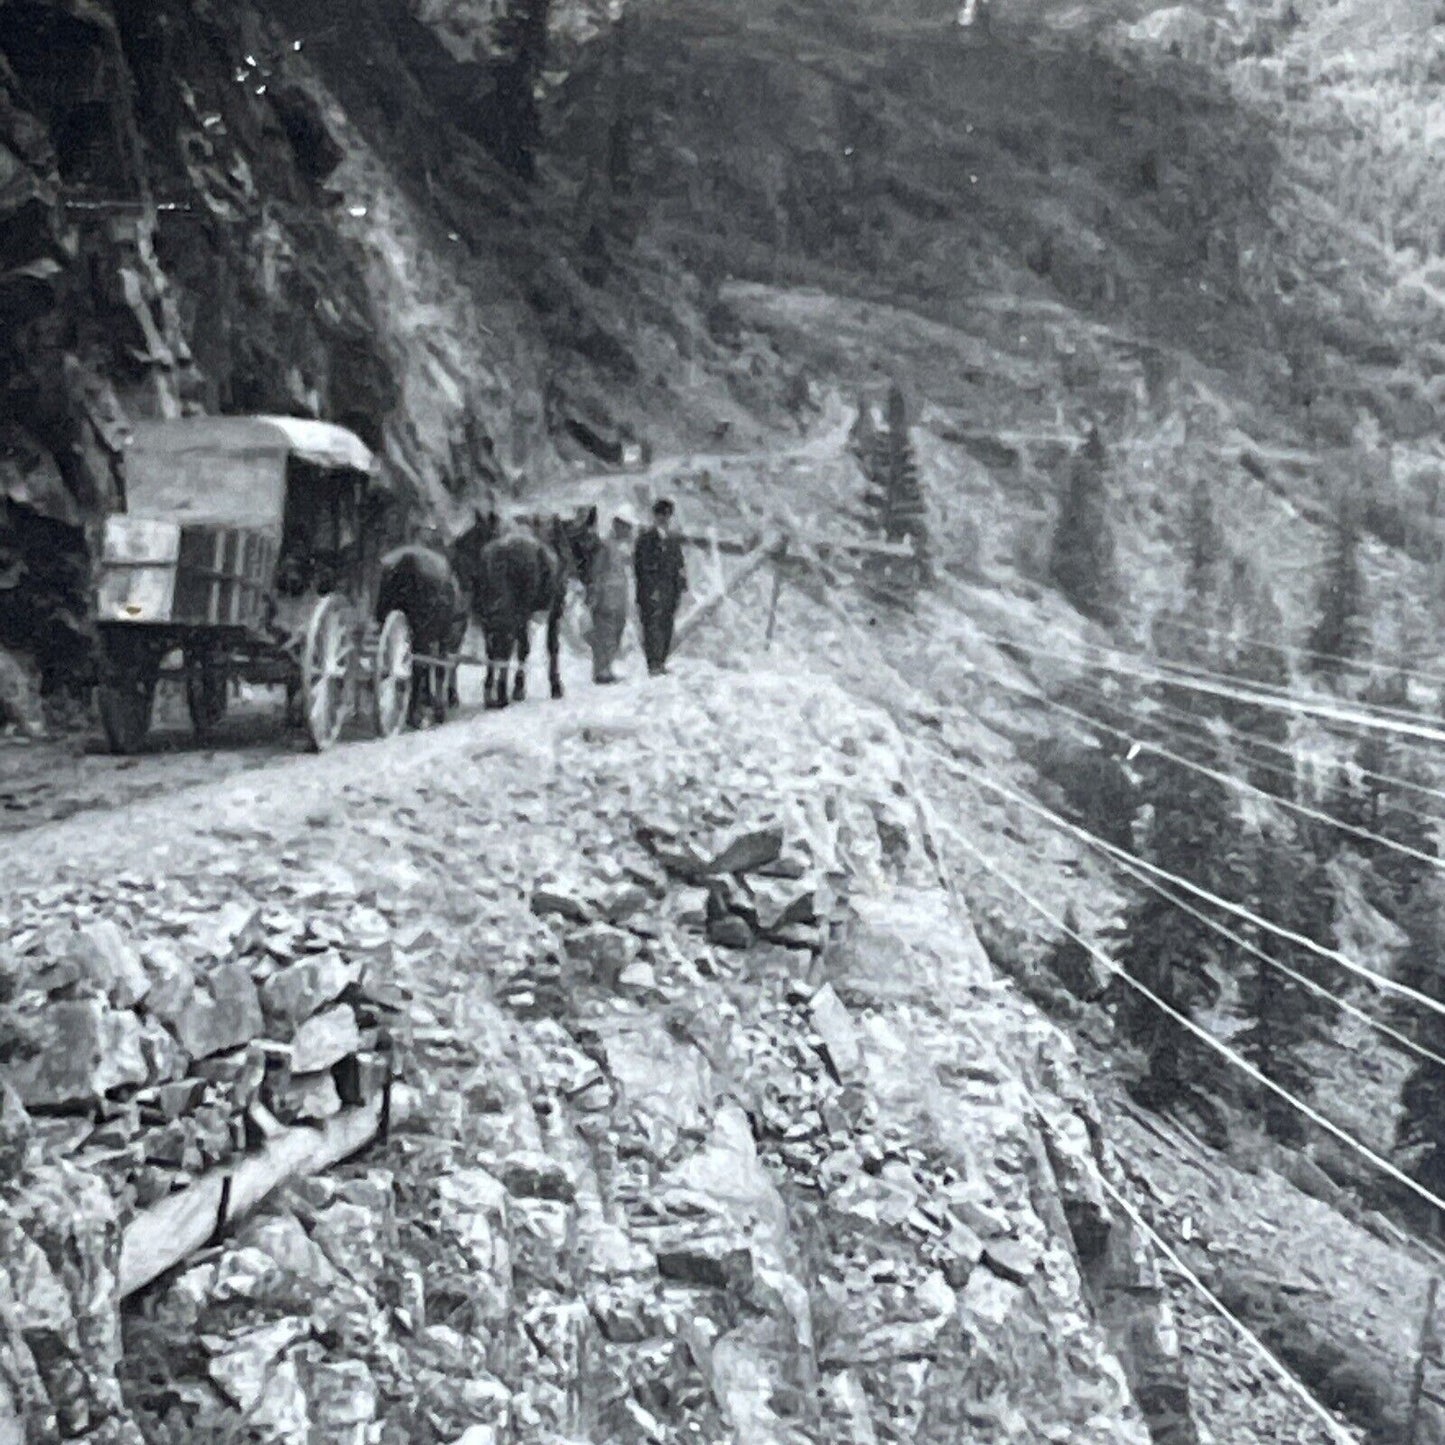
[633,497,687,676]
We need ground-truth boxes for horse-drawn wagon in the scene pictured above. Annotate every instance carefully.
[93,416,414,754]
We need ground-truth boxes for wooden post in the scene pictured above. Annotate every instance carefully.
[673,536,779,649]
[708,526,726,597]
[119,1084,417,1300]
[1408,1276,1440,1445]
[764,539,787,650]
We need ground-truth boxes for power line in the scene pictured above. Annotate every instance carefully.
[896,760,1360,1444]
[977,629,1445,747]
[1059,674,1313,801]
[946,824,1445,1217]
[1059,672,1445,828]
[976,655,1445,878]
[1150,610,1445,692]
[1095,1172,1362,1445]
[1136,687,1445,817]
[944,752,1445,1023]
[1057,627,1434,728]
[1104,841,1445,1072]
[901,751,1375,1439]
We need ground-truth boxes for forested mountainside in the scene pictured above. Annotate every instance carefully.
[5,2,1445,1443]
[5,0,1441,686]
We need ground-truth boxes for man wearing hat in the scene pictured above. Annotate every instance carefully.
[584,505,637,684]
[633,497,687,676]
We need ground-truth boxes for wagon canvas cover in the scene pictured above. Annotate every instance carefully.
[122,416,376,534]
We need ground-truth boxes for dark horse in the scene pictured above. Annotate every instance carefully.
[473,505,597,709]
[375,524,486,725]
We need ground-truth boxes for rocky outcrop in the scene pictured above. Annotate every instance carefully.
[0,889,402,1218]
[0,0,777,686]
[1,667,1202,1443]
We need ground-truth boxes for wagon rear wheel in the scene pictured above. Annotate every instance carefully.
[301,595,354,752]
[185,650,228,743]
[372,610,413,739]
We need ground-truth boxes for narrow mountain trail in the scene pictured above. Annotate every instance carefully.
[0,658,1231,1445]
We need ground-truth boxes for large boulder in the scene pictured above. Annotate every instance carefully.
[173,964,264,1061]
[10,1001,147,1108]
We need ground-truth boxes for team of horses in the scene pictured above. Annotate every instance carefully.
[375,504,600,721]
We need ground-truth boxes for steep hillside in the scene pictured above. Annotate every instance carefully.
[5,0,1445,1441]
[0,0,802,692]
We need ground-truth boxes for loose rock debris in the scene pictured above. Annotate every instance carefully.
[0,669,1247,1444]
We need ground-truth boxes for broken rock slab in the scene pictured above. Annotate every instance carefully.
[499,1150,577,1204]
[264,1069,343,1125]
[260,951,359,1028]
[809,984,864,1082]
[174,963,264,1061]
[706,823,784,877]
[288,1004,361,1073]
[562,924,637,988]
[69,921,150,1009]
[655,1235,755,1293]
[11,1000,148,1107]
[530,885,596,925]
[205,1319,310,1437]
[981,1238,1041,1286]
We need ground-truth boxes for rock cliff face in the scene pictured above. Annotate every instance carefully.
[0,668,1198,1443]
[0,0,777,692]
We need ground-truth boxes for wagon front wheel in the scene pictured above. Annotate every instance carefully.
[96,632,158,755]
[301,595,353,752]
[372,610,413,739]
[97,673,155,755]
[185,650,228,743]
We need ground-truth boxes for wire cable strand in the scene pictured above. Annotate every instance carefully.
[975,628,1445,747]
[1147,609,1445,693]
[1102,843,1445,1072]
[973,656,1445,877]
[1059,673,1445,826]
[943,752,1445,1023]
[946,824,1445,1217]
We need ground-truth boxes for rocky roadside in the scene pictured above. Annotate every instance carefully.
[3,666,1201,1444]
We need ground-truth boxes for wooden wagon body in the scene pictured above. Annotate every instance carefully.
[93,416,414,753]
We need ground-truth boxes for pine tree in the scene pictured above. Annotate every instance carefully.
[848,394,878,470]
[1307,495,1367,682]
[1048,426,1120,626]
[1394,878,1445,1220]
[487,0,553,182]
[858,383,932,597]
[1224,585,1296,800]
[1184,475,1225,604]
[1043,905,1106,1002]
[1237,825,1338,1143]
[1371,750,1439,917]
[852,397,887,526]
[1115,726,1246,1122]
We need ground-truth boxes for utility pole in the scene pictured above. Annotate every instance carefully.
[1408,1276,1440,1445]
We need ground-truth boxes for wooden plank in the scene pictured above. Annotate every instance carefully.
[119,1084,417,1300]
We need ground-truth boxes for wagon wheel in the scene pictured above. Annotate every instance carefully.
[300,595,354,752]
[97,671,156,755]
[184,649,228,743]
[96,634,158,755]
[372,610,413,739]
